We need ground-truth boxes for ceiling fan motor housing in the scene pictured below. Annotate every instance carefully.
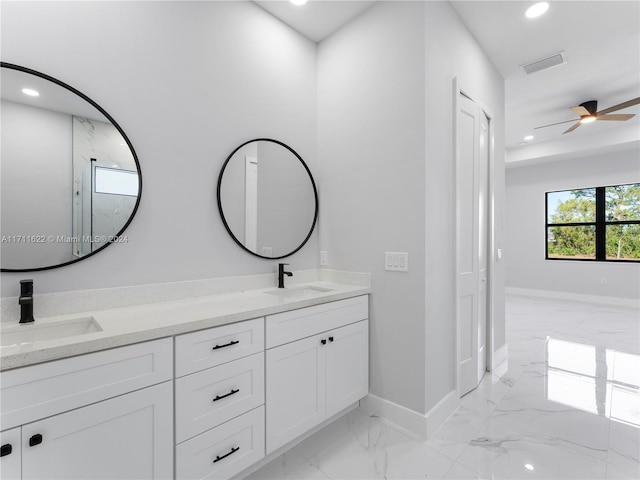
[580,100,598,115]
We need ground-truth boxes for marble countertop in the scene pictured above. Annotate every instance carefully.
[0,281,370,371]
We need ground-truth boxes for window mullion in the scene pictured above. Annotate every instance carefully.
[595,187,606,260]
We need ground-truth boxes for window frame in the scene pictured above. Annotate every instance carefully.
[545,182,640,263]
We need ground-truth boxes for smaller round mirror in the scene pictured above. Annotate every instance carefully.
[217,139,318,259]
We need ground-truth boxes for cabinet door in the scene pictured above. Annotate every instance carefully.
[0,427,21,480]
[22,381,173,480]
[266,334,326,454]
[326,320,369,418]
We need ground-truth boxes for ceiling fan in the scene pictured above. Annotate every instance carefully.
[535,97,640,134]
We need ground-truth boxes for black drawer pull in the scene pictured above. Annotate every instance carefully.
[213,446,239,463]
[29,434,43,447]
[212,340,239,351]
[213,389,240,402]
[0,444,12,457]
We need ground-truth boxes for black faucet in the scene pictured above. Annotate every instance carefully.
[19,279,34,323]
[278,263,293,288]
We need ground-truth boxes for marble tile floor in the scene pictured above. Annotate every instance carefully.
[246,294,640,479]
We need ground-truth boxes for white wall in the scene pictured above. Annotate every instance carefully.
[1,1,318,296]
[1,100,72,268]
[318,1,427,414]
[318,0,505,417]
[506,148,640,300]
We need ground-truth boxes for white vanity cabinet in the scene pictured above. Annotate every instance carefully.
[0,427,21,480]
[174,317,265,480]
[265,295,369,454]
[0,338,173,480]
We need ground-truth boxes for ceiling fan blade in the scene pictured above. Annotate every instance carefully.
[534,119,577,129]
[563,121,582,134]
[571,106,590,116]
[596,97,640,116]
[597,113,635,121]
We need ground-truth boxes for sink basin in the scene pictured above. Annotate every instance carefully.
[265,285,334,298]
[0,317,102,347]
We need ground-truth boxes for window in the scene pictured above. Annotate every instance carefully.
[546,183,640,262]
[95,166,139,197]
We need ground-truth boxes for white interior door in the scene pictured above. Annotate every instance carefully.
[244,155,258,252]
[478,111,489,379]
[457,92,489,396]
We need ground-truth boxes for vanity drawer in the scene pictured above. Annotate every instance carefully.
[0,338,173,430]
[175,352,264,443]
[176,406,265,480]
[175,318,264,377]
[266,295,368,348]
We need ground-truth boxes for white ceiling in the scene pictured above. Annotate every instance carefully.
[451,1,640,164]
[255,0,640,165]
[254,1,375,43]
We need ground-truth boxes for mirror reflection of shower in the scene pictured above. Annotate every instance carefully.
[72,117,138,257]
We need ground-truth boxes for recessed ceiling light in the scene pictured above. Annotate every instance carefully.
[525,2,549,19]
[22,88,39,97]
[524,135,534,141]
[290,0,308,5]
[525,464,535,471]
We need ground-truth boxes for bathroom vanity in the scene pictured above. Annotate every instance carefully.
[0,278,370,479]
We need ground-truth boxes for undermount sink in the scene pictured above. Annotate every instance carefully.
[0,316,102,348]
[265,285,334,298]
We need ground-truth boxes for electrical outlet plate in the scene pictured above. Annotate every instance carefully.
[385,252,408,272]
[320,251,328,266]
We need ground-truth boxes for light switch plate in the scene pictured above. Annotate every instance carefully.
[385,252,408,272]
[320,251,328,266]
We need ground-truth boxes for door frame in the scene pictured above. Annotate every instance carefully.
[453,77,497,396]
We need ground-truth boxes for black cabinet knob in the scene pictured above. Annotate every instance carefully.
[0,444,12,457]
[29,434,43,447]
[328,336,334,342]
[321,339,327,345]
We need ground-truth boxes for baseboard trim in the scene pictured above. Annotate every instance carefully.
[359,390,459,440]
[506,287,640,308]
[425,389,459,439]
[491,343,508,370]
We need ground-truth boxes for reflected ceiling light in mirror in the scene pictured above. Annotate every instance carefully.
[524,135,534,141]
[525,464,535,471]
[525,2,549,19]
[22,88,39,97]
[290,0,308,5]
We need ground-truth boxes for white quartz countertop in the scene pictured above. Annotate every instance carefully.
[0,281,370,371]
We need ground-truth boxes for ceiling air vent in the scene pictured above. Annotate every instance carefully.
[521,51,567,75]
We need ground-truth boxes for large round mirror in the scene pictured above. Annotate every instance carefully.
[217,139,318,259]
[1,63,142,272]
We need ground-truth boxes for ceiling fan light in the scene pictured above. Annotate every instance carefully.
[526,2,549,19]
[580,115,596,124]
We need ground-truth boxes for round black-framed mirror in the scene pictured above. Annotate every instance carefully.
[217,138,318,259]
[0,62,142,272]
